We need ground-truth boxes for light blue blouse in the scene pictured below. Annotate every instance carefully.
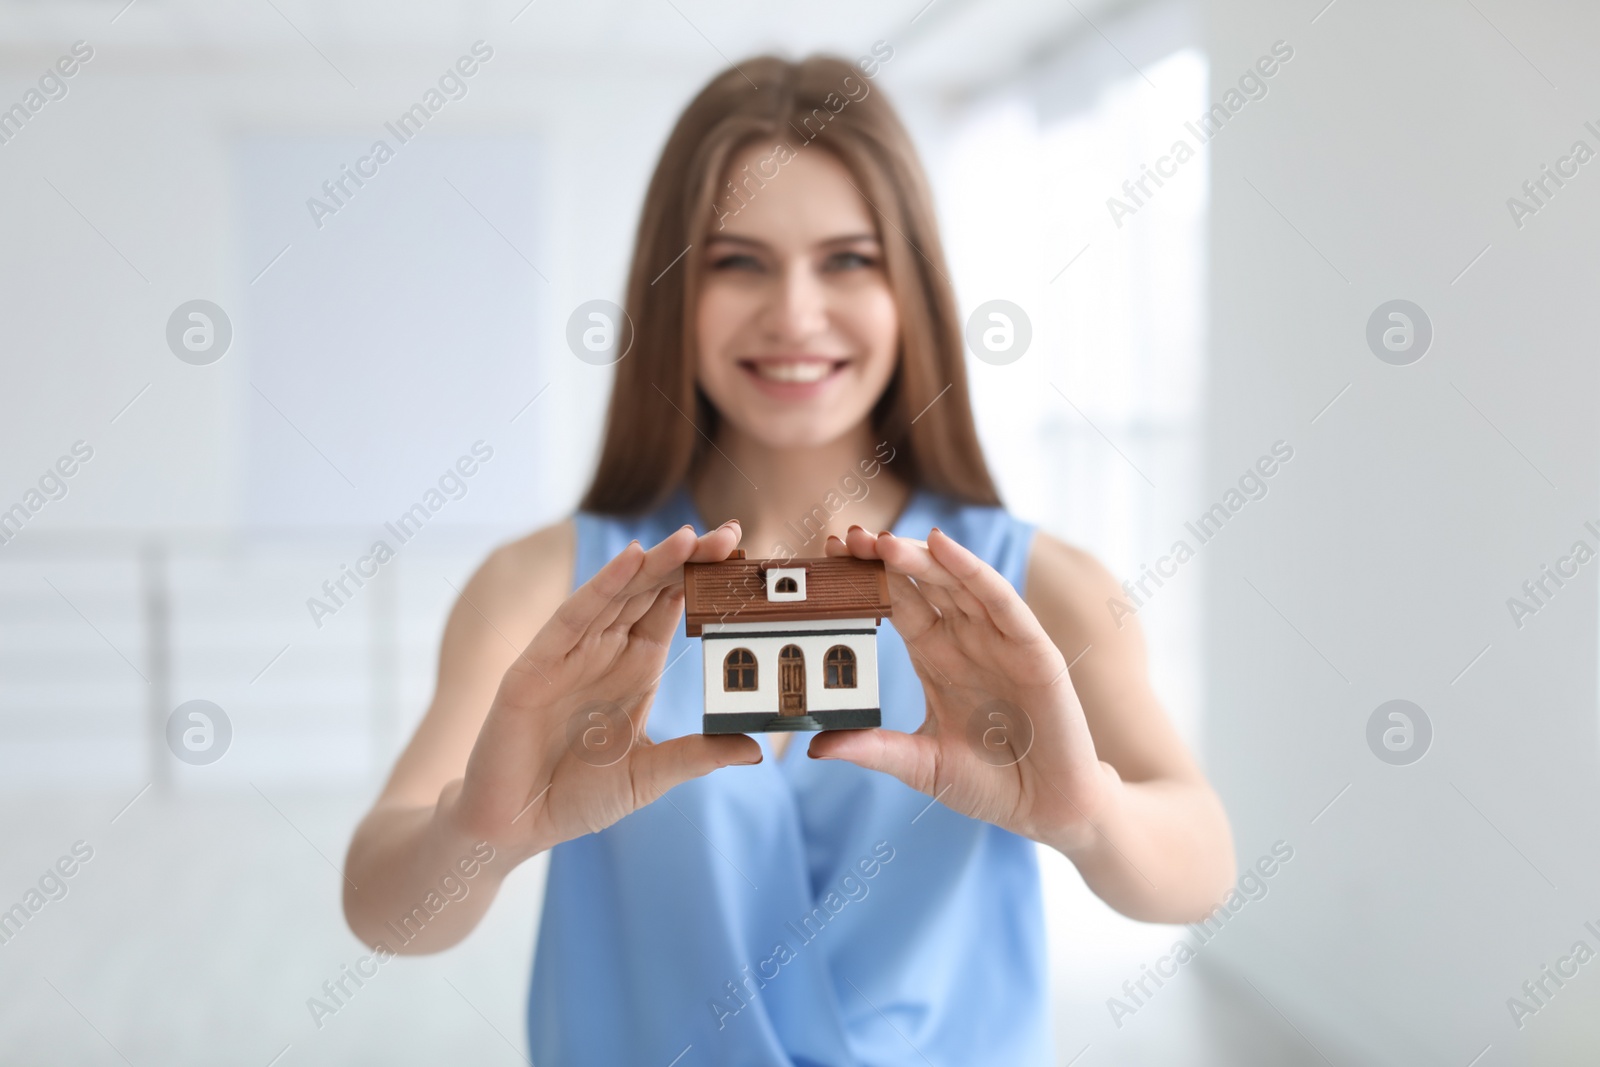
[527,483,1052,1066]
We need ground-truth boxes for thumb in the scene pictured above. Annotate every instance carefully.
[628,733,763,808]
[806,728,936,795]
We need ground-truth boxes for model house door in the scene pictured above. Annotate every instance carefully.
[778,645,806,715]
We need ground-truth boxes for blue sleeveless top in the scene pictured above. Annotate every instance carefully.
[528,483,1051,1066]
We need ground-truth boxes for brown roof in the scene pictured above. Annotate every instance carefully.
[682,554,891,637]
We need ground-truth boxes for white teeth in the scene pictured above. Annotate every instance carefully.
[751,361,835,383]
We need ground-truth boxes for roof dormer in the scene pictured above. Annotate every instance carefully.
[764,565,807,602]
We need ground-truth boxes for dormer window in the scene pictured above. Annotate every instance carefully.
[765,566,806,602]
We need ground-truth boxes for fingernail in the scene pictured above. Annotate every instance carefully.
[735,753,762,765]
[721,518,741,528]
[878,530,893,538]
[930,526,942,536]
[848,524,865,534]
[807,751,835,760]
[680,524,694,532]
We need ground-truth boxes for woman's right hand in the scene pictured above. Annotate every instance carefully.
[438,521,762,864]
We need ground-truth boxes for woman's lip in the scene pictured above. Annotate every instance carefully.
[738,356,850,366]
[738,358,850,400]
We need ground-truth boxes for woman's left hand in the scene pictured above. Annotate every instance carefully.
[810,525,1121,855]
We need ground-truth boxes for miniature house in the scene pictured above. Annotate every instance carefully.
[683,550,892,735]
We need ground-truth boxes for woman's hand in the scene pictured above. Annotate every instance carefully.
[810,526,1119,856]
[441,522,762,864]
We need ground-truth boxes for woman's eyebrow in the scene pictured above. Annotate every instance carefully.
[706,233,881,249]
[705,234,767,249]
[819,233,880,245]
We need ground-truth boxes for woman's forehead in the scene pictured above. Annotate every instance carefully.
[714,146,878,240]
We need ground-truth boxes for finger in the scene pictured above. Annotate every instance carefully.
[881,561,943,642]
[806,728,936,795]
[605,522,741,629]
[688,519,743,562]
[628,733,763,809]
[606,584,666,636]
[820,530,944,647]
[842,524,883,558]
[596,524,717,634]
[628,584,684,649]
[611,525,701,602]
[922,585,968,624]
[927,527,1041,640]
[544,540,648,658]
[877,532,990,622]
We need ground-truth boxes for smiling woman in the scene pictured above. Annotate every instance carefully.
[344,51,1234,1067]
[578,53,994,518]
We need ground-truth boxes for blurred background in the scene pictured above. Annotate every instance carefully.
[1,0,1596,1063]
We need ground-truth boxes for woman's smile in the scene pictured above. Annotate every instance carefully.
[738,355,852,398]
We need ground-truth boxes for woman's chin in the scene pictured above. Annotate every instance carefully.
[722,413,869,454]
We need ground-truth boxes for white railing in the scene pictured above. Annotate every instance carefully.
[0,530,504,794]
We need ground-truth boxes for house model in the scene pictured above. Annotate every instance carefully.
[683,550,892,735]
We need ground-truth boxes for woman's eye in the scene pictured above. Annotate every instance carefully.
[711,253,763,271]
[825,250,876,270]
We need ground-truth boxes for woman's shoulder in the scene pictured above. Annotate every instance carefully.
[456,517,577,628]
[1024,530,1121,608]
[1022,527,1144,660]
[497,515,576,582]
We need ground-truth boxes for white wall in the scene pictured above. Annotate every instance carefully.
[1202,1,1600,1062]
[0,40,710,540]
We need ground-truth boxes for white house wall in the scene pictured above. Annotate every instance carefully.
[700,618,879,716]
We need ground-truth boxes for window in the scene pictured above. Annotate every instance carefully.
[765,566,806,601]
[824,645,857,688]
[938,45,1206,745]
[723,648,757,691]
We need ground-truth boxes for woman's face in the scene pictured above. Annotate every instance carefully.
[695,143,900,450]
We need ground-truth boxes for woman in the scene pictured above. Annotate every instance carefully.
[344,53,1235,1065]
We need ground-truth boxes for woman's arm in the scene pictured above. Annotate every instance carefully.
[810,526,1235,925]
[343,519,761,955]
[1023,531,1235,922]
[343,522,576,954]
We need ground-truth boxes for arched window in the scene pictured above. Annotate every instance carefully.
[723,648,757,691]
[774,576,798,593]
[824,645,857,688]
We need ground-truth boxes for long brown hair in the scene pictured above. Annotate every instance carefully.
[578,53,1001,515]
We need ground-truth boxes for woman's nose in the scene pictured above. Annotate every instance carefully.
[762,261,829,342]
